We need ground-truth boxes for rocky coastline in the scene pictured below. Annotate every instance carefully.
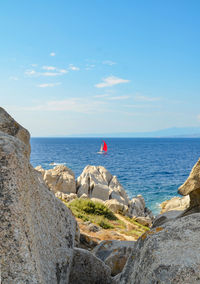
[1,107,200,283]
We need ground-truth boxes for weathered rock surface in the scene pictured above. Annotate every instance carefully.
[0,109,76,283]
[76,165,129,205]
[116,213,200,284]
[55,191,77,202]
[152,210,183,228]
[76,165,153,220]
[0,107,30,157]
[104,199,128,214]
[93,240,136,276]
[69,248,114,284]
[178,158,200,216]
[36,164,76,194]
[160,195,190,213]
[134,216,152,227]
[129,195,154,220]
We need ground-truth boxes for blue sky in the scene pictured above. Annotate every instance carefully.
[1,0,200,136]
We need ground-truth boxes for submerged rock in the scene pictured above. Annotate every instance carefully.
[116,213,200,284]
[178,158,200,216]
[0,108,76,283]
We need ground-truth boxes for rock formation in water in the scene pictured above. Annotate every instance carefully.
[178,158,200,216]
[36,164,154,223]
[0,108,77,283]
[160,195,190,213]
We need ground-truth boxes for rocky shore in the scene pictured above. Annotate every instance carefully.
[1,107,200,283]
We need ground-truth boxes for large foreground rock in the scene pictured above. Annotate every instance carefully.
[36,164,76,194]
[69,248,114,284]
[0,107,30,157]
[0,109,76,283]
[92,240,136,276]
[116,213,200,284]
[178,158,200,216]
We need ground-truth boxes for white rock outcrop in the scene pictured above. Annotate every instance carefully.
[0,108,77,283]
[77,165,128,204]
[160,195,190,213]
[36,164,76,194]
[76,165,153,220]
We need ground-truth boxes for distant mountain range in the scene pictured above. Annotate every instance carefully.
[67,127,200,138]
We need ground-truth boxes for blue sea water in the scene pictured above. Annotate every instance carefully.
[30,138,200,215]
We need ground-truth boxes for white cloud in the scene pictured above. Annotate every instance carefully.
[134,94,160,102]
[197,114,200,121]
[68,64,80,71]
[50,52,56,56]
[42,66,56,71]
[25,68,68,77]
[9,76,18,81]
[107,96,130,100]
[95,76,130,88]
[18,98,107,114]
[37,82,61,88]
[25,70,36,76]
[102,60,116,66]
[59,69,68,73]
[31,64,37,67]
[41,72,63,77]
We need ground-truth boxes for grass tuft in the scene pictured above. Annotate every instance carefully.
[67,198,117,229]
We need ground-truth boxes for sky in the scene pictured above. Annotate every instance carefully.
[1,0,200,136]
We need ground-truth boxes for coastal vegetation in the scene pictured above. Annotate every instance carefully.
[64,198,149,236]
[67,198,117,229]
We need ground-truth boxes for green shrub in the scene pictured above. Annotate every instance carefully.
[68,199,117,220]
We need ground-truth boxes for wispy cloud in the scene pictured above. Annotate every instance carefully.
[59,69,68,73]
[68,64,80,71]
[124,104,160,108]
[37,82,61,88]
[95,76,130,88]
[107,95,130,100]
[50,52,56,56]
[42,66,56,71]
[134,94,160,102]
[31,64,38,67]
[25,70,36,76]
[17,98,107,114]
[25,68,68,77]
[102,60,116,66]
[41,72,64,77]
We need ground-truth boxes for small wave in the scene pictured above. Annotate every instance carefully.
[50,162,66,166]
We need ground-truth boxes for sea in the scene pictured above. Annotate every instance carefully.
[30,138,200,215]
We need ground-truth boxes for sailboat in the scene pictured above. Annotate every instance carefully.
[98,140,108,154]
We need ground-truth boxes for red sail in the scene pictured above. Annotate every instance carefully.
[103,140,107,152]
